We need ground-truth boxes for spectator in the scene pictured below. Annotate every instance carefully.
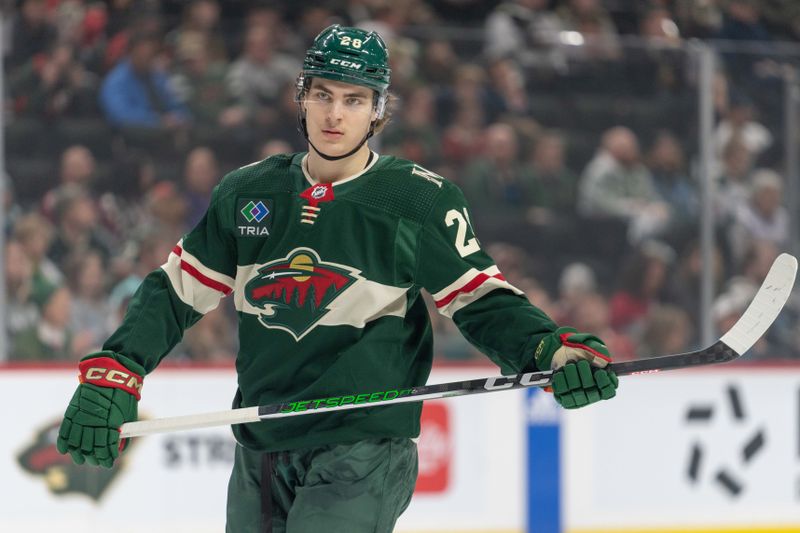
[54,1,108,72]
[99,31,189,129]
[356,2,411,43]
[97,149,157,243]
[48,186,115,270]
[440,105,486,171]
[7,0,57,72]
[639,7,682,47]
[166,0,227,63]
[64,250,111,354]
[383,85,441,166]
[555,0,621,61]
[418,40,458,86]
[646,131,698,243]
[714,92,772,165]
[103,12,164,71]
[3,173,24,238]
[761,0,800,40]
[487,57,530,115]
[5,239,39,338]
[264,80,308,149]
[437,64,504,130]
[626,8,685,96]
[527,131,579,223]
[553,261,597,325]
[383,37,419,96]
[42,145,98,220]
[171,32,244,131]
[462,122,536,215]
[226,25,299,130]
[182,146,219,228]
[59,144,97,189]
[572,292,636,361]
[728,169,789,262]
[609,240,675,335]
[291,5,335,56]
[715,136,754,224]
[12,286,74,361]
[244,5,288,51]
[717,0,774,62]
[578,126,671,243]
[484,0,565,72]
[13,213,63,298]
[665,240,725,334]
[143,181,189,244]
[673,0,723,38]
[639,304,694,357]
[9,42,98,118]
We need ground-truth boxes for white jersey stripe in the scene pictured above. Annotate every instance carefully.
[432,266,523,318]
[173,239,236,289]
[160,240,234,314]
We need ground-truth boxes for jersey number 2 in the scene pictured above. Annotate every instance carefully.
[445,209,480,257]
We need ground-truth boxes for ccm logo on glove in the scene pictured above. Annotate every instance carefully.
[78,357,143,400]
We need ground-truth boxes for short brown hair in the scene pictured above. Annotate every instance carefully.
[373,92,397,134]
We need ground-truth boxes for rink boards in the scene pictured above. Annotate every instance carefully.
[1,364,799,532]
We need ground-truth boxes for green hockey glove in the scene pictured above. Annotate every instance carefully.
[56,351,144,468]
[535,327,618,409]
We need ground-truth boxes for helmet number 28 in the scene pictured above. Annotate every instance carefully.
[339,37,363,49]
[445,208,480,258]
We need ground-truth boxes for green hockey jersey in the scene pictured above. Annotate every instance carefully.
[104,152,557,451]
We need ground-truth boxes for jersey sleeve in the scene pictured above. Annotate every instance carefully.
[103,184,237,373]
[415,184,557,374]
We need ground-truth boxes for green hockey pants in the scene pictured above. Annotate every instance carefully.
[226,437,418,533]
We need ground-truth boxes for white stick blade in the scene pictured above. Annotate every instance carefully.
[719,253,797,355]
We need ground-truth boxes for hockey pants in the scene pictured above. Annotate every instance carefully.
[226,437,418,533]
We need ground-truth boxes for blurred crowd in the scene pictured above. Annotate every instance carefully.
[3,0,800,363]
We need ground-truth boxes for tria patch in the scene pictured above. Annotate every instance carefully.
[237,198,274,237]
[244,247,361,340]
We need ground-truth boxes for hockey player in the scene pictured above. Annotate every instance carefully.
[57,25,618,533]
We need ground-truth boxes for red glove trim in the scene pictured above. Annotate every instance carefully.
[78,357,143,400]
[558,333,613,364]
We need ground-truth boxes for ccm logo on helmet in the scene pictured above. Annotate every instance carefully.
[330,58,362,70]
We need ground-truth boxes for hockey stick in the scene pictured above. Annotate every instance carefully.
[120,253,797,439]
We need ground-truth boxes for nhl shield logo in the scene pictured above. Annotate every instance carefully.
[310,185,327,200]
[244,248,360,340]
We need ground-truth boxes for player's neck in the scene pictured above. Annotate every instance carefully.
[306,145,372,184]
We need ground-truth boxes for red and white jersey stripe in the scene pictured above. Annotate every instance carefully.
[431,265,523,318]
[161,239,235,314]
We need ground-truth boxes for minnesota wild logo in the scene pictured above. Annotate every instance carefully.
[245,248,360,340]
[17,419,135,501]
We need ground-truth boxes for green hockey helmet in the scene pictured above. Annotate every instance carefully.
[296,25,391,161]
[299,24,391,97]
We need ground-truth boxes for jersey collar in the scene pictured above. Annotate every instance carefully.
[300,151,380,188]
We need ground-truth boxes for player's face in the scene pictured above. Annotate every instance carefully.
[303,78,376,156]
